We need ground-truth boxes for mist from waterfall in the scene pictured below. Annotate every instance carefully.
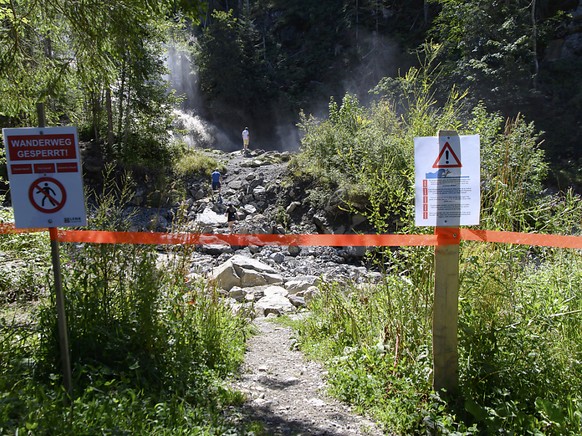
[163,31,404,153]
[165,45,238,151]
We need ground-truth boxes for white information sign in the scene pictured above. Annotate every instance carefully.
[414,134,480,227]
[2,126,87,228]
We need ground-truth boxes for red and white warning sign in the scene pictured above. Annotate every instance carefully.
[29,177,67,213]
[432,142,462,168]
[2,127,87,228]
[414,133,480,227]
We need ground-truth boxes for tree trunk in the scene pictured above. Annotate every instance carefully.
[531,0,539,91]
[92,91,101,141]
[123,83,132,147]
[105,87,114,155]
[424,0,429,26]
[117,57,126,143]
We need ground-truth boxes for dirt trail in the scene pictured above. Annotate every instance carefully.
[230,317,386,435]
[214,149,385,434]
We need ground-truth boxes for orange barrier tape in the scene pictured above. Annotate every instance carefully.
[435,227,461,245]
[1,223,581,249]
[460,229,582,249]
[57,229,439,247]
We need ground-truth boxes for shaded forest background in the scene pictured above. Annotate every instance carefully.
[1,4,582,433]
[1,0,581,190]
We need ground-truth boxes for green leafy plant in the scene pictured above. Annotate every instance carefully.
[1,168,252,434]
[292,56,582,434]
[296,242,581,434]
[173,148,225,181]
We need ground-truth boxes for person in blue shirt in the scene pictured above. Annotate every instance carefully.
[211,169,221,193]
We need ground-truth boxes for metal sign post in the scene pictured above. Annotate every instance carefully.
[38,103,73,397]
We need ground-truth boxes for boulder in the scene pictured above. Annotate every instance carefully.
[243,286,266,300]
[298,285,320,303]
[288,294,306,308]
[263,285,289,298]
[199,244,233,255]
[253,185,267,199]
[210,261,240,291]
[189,187,206,200]
[255,285,295,316]
[288,245,301,256]
[286,201,301,214]
[240,269,282,287]
[313,214,332,234]
[284,275,320,294]
[270,252,285,264]
[229,254,278,275]
[228,286,245,302]
[209,254,283,291]
[243,204,257,214]
[228,180,244,190]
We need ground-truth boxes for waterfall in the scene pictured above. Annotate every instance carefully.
[164,44,237,150]
[169,109,215,149]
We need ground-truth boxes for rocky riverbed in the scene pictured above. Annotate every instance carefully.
[122,147,387,434]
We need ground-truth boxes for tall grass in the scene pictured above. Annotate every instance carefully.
[0,170,251,434]
[173,147,225,181]
[293,53,582,434]
[299,244,581,434]
[459,244,582,434]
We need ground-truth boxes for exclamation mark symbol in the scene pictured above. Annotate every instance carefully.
[445,150,449,164]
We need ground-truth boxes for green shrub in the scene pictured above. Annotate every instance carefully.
[173,148,225,180]
[294,45,566,236]
[1,170,250,434]
[297,243,581,434]
[471,104,549,231]
[459,244,582,434]
[0,200,51,304]
[293,54,582,434]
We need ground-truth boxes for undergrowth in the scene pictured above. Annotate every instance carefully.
[298,245,581,434]
[0,170,252,434]
[293,51,582,434]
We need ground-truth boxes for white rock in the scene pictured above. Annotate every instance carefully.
[255,292,296,316]
[196,206,227,226]
[285,275,320,294]
[262,285,289,297]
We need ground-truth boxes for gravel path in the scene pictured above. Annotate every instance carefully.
[198,149,386,434]
[230,316,386,435]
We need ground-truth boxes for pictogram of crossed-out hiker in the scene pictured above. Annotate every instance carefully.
[37,182,58,207]
[29,177,67,213]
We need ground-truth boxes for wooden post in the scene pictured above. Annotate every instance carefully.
[37,103,73,398]
[432,129,461,395]
[433,227,460,395]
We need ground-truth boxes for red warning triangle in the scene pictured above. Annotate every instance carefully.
[432,142,462,168]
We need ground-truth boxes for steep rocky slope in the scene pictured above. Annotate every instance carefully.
[179,149,387,434]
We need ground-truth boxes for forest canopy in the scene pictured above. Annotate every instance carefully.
[1,0,580,188]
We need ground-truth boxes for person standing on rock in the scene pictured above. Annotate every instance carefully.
[226,203,237,231]
[211,169,222,202]
[242,127,250,153]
